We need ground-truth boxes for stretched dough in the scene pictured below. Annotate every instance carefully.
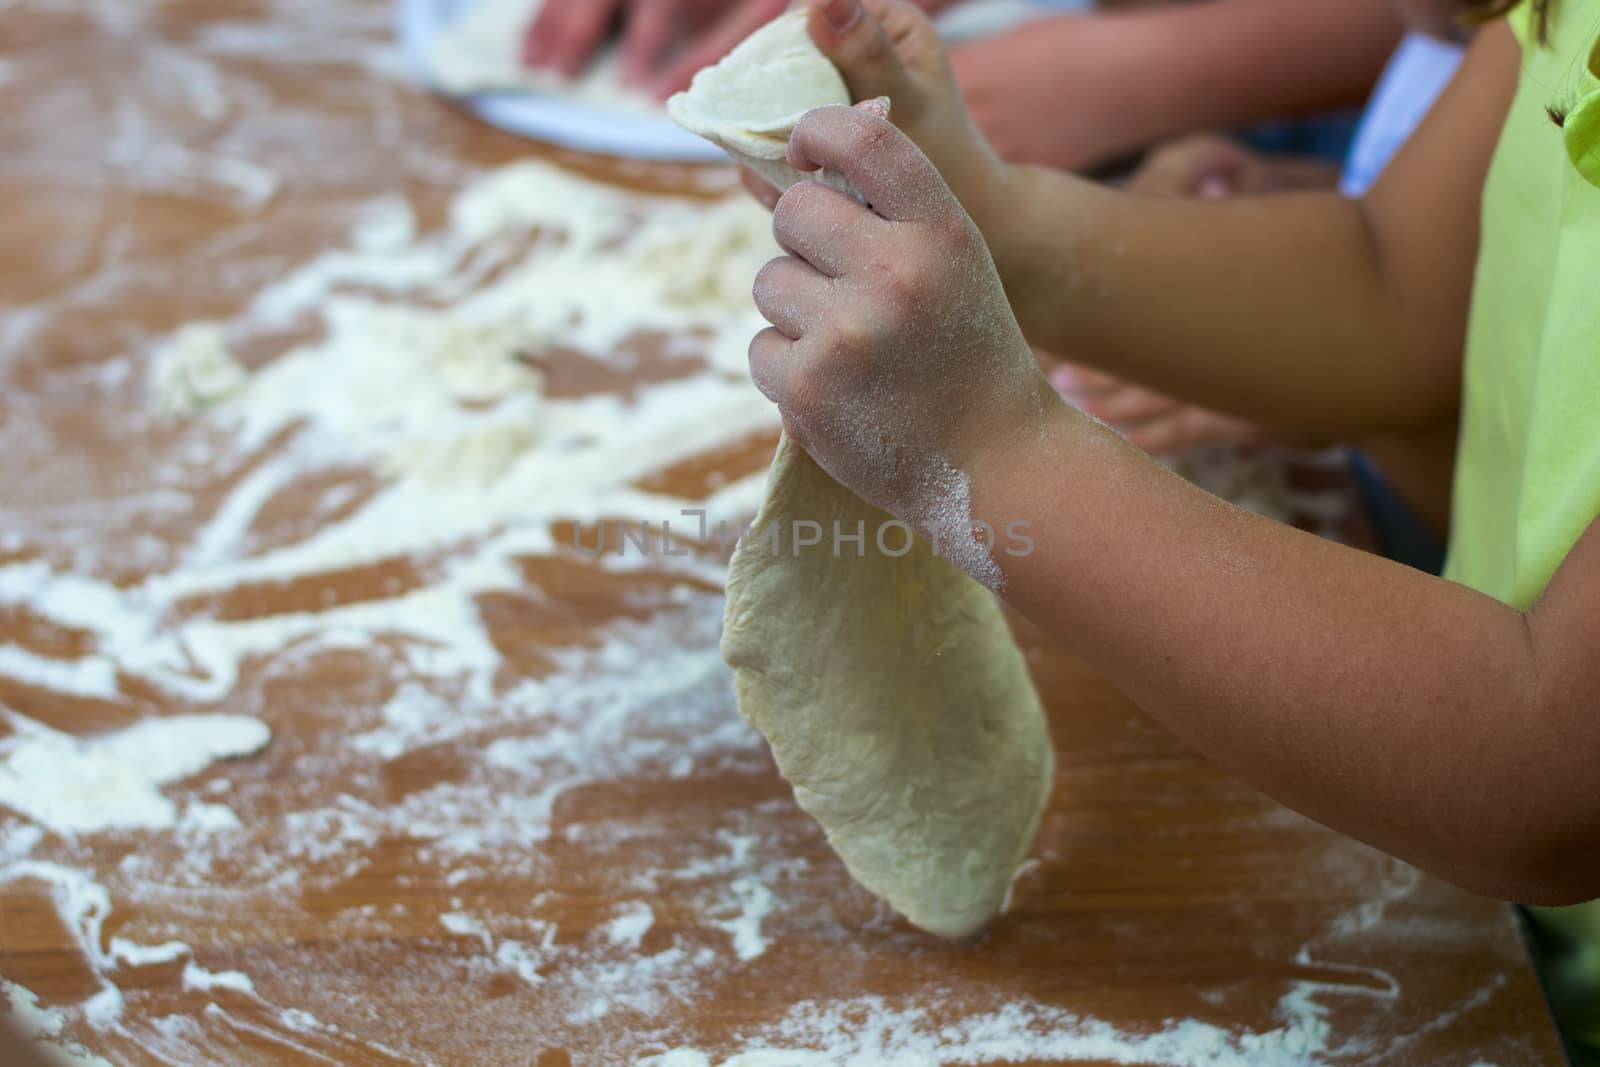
[667,10,853,195]
[674,6,1054,937]
[722,438,1055,937]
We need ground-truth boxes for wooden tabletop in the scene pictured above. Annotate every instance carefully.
[0,2,1564,1064]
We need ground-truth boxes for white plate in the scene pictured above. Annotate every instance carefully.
[397,0,1070,161]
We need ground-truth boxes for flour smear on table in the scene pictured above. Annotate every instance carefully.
[0,127,1504,1067]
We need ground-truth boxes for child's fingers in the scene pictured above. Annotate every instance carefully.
[620,0,677,84]
[1052,364,1117,399]
[522,0,576,65]
[748,327,798,404]
[1129,136,1246,199]
[1083,384,1186,426]
[541,0,625,76]
[805,0,920,106]
[1124,407,1263,455]
[772,182,865,277]
[786,105,945,222]
[648,0,789,98]
[853,96,892,122]
[739,165,781,211]
[753,254,832,339]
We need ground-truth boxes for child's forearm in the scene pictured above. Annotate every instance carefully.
[988,178,1433,433]
[965,25,1518,436]
[1073,0,1401,164]
[949,0,1398,173]
[974,404,1600,905]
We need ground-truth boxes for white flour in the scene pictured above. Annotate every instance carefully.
[2,980,117,1067]
[604,901,656,950]
[712,875,776,962]
[180,962,255,995]
[0,153,1514,1065]
[0,716,270,835]
[641,991,1332,1066]
[150,323,251,416]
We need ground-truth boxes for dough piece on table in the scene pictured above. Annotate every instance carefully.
[667,10,854,195]
[722,437,1055,938]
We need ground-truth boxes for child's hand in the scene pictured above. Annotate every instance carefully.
[749,104,1055,535]
[1051,365,1273,455]
[749,0,1010,229]
[1127,134,1340,199]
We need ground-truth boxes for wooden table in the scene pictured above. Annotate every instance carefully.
[0,2,1564,1064]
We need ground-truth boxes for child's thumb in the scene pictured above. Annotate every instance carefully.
[853,96,892,121]
[807,0,917,107]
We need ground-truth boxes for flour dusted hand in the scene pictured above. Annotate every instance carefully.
[669,0,1056,939]
[750,105,1052,558]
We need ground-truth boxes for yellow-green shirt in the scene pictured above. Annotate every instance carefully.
[1444,0,1600,1057]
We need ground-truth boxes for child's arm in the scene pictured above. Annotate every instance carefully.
[809,6,1516,438]
[970,386,1600,907]
[753,90,1600,907]
[952,0,1402,170]
[977,25,1515,436]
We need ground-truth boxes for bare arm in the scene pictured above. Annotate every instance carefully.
[756,15,1600,903]
[953,29,1600,904]
[972,397,1600,906]
[971,25,1518,436]
[953,0,1404,170]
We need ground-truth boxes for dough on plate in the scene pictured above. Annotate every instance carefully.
[722,438,1055,938]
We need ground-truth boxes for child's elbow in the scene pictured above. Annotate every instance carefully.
[1511,875,1600,909]
[1493,829,1600,907]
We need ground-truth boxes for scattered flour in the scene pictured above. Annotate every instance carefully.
[0,715,270,835]
[0,149,1512,1064]
[109,938,190,968]
[604,902,656,950]
[180,961,255,995]
[1,980,117,1067]
[712,876,776,962]
[640,990,1336,1067]
[150,323,250,416]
